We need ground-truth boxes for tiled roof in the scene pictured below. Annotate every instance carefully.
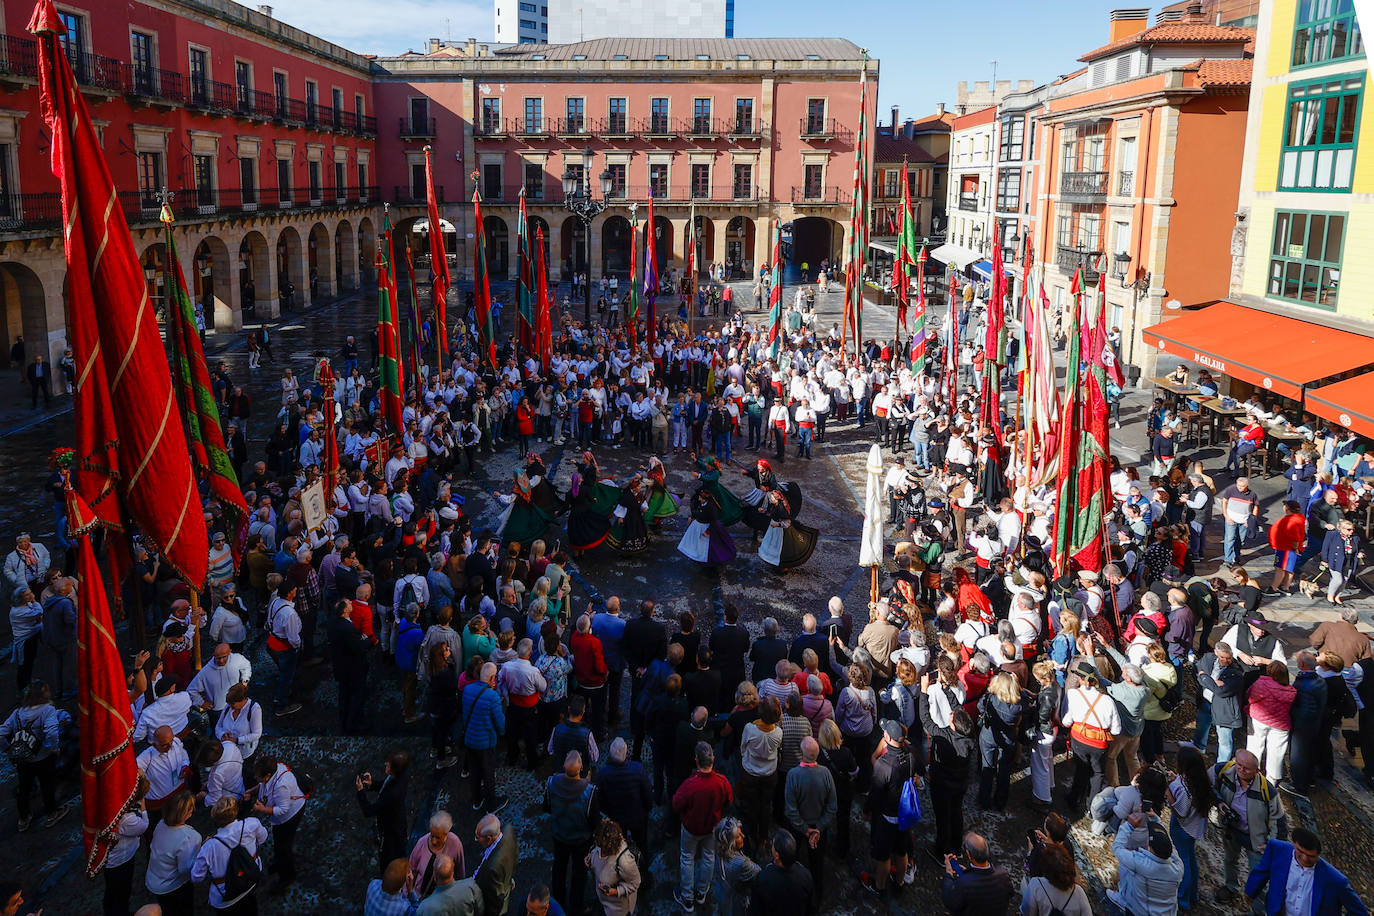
[490,37,866,61]
[1078,23,1253,61]
[909,111,955,130]
[1193,57,1254,87]
[873,135,935,163]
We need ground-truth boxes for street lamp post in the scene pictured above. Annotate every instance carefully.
[562,151,614,326]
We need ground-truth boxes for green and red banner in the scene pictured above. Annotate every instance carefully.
[162,215,249,558]
[377,209,405,436]
[627,206,640,348]
[473,186,497,370]
[645,191,659,349]
[841,57,870,356]
[423,147,449,368]
[767,221,783,360]
[535,225,552,373]
[516,188,535,357]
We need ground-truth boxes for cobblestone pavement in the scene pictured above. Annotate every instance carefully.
[1,275,1371,914]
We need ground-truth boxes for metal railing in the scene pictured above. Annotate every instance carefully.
[556,116,591,136]
[1060,170,1109,200]
[399,116,436,139]
[129,65,186,103]
[684,116,724,137]
[187,77,238,111]
[512,117,554,136]
[474,116,507,137]
[638,115,675,136]
[728,117,763,137]
[1117,170,1134,196]
[0,33,38,79]
[801,116,838,139]
[597,115,633,135]
[791,186,850,205]
[392,185,446,205]
[957,192,980,212]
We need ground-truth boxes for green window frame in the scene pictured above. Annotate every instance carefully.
[1279,75,1363,191]
[1292,0,1364,67]
[1267,210,1345,309]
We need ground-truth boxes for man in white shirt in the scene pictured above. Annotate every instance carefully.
[767,400,791,463]
[199,737,245,807]
[249,754,307,890]
[186,642,252,714]
[136,726,191,809]
[134,677,194,744]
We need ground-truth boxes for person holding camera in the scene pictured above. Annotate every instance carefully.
[357,750,412,877]
[939,832,1013,914]
[1107,807,1183,916]
[1211,749,1285,906]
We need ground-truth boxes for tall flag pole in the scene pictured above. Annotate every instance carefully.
[645,190,659,350]
[423,146,449,373]
[516,187,535,359]
[981,224,1007,445]
[911,247,927,372]
[472,173,497,371]
[685,201,697,331]
[319,361,340,496]
[627,202,640,349]
[767,220,783,360]
[376,206,405,437]
[945,273,960,409]
[402,244,424,404]
[893,157,917,338]
[841,52,871,358]
[535,225,552,374]
[29,0,211,872]
[161,210,249,559]
[1052,267,1110,574]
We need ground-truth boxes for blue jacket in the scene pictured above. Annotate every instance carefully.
[395,620,425,675]
[594,759,654,830]
[1292,671,1328,733]
[687,400,709,425]
[461,681,505,750]
[591,612,627,671]
[1245,839,1369,916]
[1320,529,1363,576]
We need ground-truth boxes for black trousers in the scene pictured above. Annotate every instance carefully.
[468,746,498,809]
[773,426,786,462]
[103,857,136,916]
[1067,738,1108,810]
[156,882,196,916]
[15,638,37,692]
[552,839,591,916]
[271,813,300,882]
[630,675,648,759]
[16,754,58,820]
[607,668,624,725]
[578,683,607,741]
[506,702,540,767]
[931,779,967,856]
[337,674,366,733]
[790,825,830,902]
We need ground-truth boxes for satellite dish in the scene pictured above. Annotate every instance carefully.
[1165,298,1182,311]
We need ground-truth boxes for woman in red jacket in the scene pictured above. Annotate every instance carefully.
[570,614,609,739]
[515,397,536,459]
[1267,498,1307,596]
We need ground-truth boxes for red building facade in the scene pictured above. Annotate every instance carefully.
[0,0,380,365]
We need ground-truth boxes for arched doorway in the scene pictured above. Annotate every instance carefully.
[561,216,586,277]
[686,215,714,277]
[726,216,756,279]
[239,231,269,318]
[140,242,169,322]
[412,215,457,295]
[483,215,509,279]
[308,222,332,303]
[528,216,551,271]
[276,226,304,311]
[0,262,50,369]
[357,217,376,285]
[193,236,233,331]
[653,216,673,272]
[601,215,632,277]
[335,219,356,292]
[789,217,840,281]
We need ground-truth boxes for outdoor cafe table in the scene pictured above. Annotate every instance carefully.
[1264,428,1308,476]
[1149,376,1201,410]
[1197,397,1248,445]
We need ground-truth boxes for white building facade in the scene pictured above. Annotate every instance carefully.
[546,0,732,43]
[495,0,548,44]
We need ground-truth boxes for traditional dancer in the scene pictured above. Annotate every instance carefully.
[688,453,744,527]
[498,471,555,546]
[524,451,564,516]
[566,471,611,557]
[578,450,623,516]
[606,475,651,554]
[642,456,680,527]
[677,485,738,567]
[757,483,818,571]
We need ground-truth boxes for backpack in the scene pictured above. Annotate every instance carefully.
[897,777,923,830]
[7,711,42,763]
[399,576,422,612]
[1033,877,1072,916]
[214,823,262,900]
[1158,677,1185,715]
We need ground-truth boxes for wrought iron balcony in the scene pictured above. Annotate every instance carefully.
[1117,170,1134,196]
[792,186,850,205]
[957,192,980,212]
[1060,170,1108,202]
[399,116,437,139]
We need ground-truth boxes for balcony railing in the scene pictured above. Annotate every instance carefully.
[1055,245,1102,272]
[685,117,724,137]
[474,116,507,137]
[513,117,553,136]
[792,186,850,205]
[399,116,436,139]
[0,33,38,79]
[728,117,763,138]
[801,117,840,139]
[639,116,675,136]
[957,192,980,212]
[187,77,237,111]
[129,65,187,104]
[1117,170,1134,196]
[1060,170,1108,201]
[392,185,446,205]
[556,116,590,136]
[597,116,633,136]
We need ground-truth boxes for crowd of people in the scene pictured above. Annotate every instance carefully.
[2,268,1373,916]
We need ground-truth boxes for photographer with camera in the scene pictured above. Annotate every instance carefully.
[1211,749,1286,906]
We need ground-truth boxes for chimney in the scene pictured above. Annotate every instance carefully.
[1185,1,1207,22]
[479,44,489,56]
[904,120,915,140]
[890,106,899,130]
[466,37,478,56]
[427,38,442,54]
[1108,8,1150,42]
[257,4,273,16]
[935,102,945,116]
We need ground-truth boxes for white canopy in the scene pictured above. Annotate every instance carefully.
[929,243,981,270]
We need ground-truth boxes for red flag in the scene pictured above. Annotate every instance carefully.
[320,362,340,495]
[423,147,449,370]
[28,0,208,583]
[376,210,405,437]
[472,186,497,370]
[986,224,1007,365]
[645,193,659,350]
[65,484,140,875]
[535,226,552,373]
[1092,284,1125,388]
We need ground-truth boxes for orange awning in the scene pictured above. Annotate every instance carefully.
[1306,373,1374,439]
[1142,303,1374,401]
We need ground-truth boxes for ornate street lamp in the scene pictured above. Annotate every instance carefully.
[1114,249,1150,299]
[562,147,614,325]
